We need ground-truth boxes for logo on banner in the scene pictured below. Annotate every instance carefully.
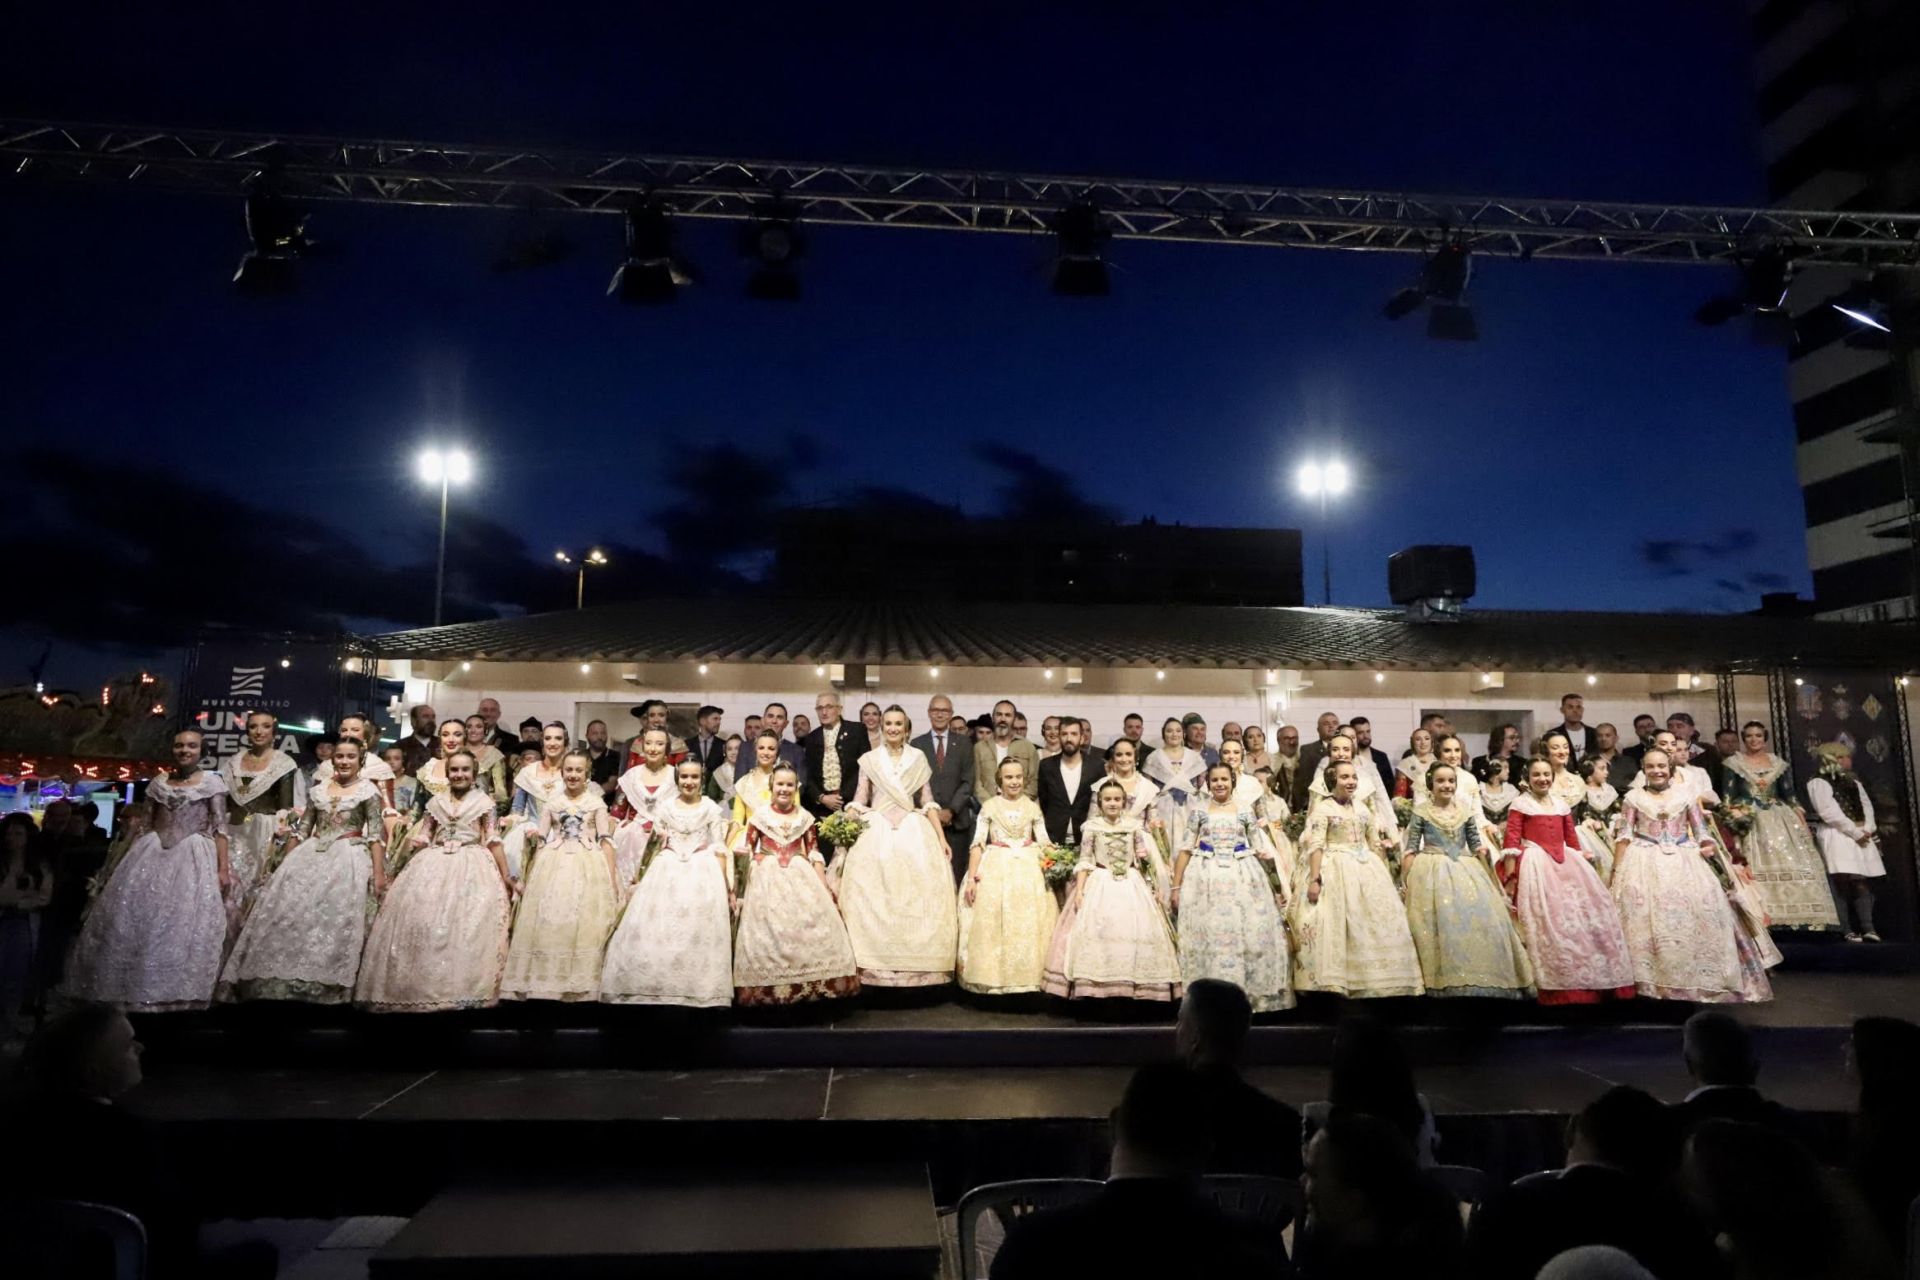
[229,667,266,697]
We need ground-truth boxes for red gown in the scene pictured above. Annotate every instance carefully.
[1501,795,1636,1005]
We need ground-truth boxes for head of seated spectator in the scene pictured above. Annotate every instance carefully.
[1175,976,1250,1070]
[1302,1108,1464,1279]
[1685,1118,1894,1280]
[1566,1085,1678,1181]
[1536,1246,1657,1280]
[1684,1010,1757,1089]
[1174,979,1302,1179]
[22,1002,143,1102]
[1108,1061,1208,1179]
[1317,1012,1433,1163]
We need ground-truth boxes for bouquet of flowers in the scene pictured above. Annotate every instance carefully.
[1284,810,1308,845]
[1720,803,1755,837]
[818,811,867,848]
[1039,843,1080,886]
[1391,796,1415,828]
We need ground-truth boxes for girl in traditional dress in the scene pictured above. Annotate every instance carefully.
[219,709,301,924]
[220,737,386,1004]
[1722,722,1841,933]
[1143,717,1207,843]
[504,722,569,882]
[64,727,232,1012]
[613,728,676,887]
[1304,734,1398,848]
[837,706,958,987]
[1478,757,1518,833]
[463,714,512,814]
[713,734,743,807]
[383,747,419,819]
[504,751,618,1002]
[1611,749,1772,1002]
[1172,764,1293,1012]
[602,758,734,1007]
[1043,779,1181,1001]
[1538,732,1587,810]
[1241,724,1274,781]
[1092,738,1170,888]
[313,715,397,812]
[733,763,859,1005]
[396,720,469,871]
[356,750,514,1012]
[1574,755,1623,885]
[1292,761,1423,1000]
[1501,758,1635,1005]
[1807,741,1888,943]
[729,732,781,837]
[1394,728,1437,804]
[1401,763,1532,999]
[958,757,1057,995]
[1219,737,1295,884]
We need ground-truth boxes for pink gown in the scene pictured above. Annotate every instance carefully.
[1500,794,1635,1005]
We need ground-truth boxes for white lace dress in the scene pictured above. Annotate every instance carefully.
[503,790,619,1002]
[733,804,860,1004]
[957,795,1058,995]
[64,771,231,1012]
[837,746,958,986]
[601,796,735,1007]
[219,749,301,925]
[219,777,381,1003]
[612,763,676,887]
[1042,815,1180,1000]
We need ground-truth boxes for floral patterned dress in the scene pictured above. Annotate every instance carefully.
[957,795,1058,995]
[503,789,619,1002]
[1042,814,1180,1000]
[1501,794,1635,1005]
[219,749,301,924]
[837,747,958,986]
[733,803,859,1005]
[613,763,675,887]
[64,772,230,1012]
[1401,801,1531,999]
[1291,799,1423,999]
[601,795,734,1007]
[1722,753,1841,932]
[219,777,382,1004]
[1611,787,1772,1003]
[1178,804,1293,1011]
[355,790,510,1012]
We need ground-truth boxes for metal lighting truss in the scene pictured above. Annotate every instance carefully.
[7,118,1920,269]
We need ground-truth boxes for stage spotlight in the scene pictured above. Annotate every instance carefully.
[1383,241,1477,340]
[742,204,805,301]
[233,184,314,294]
[1829,275,1916,352]
[1695,245,1797,345]
[607,202,689,304]
[1050,202,1111,297]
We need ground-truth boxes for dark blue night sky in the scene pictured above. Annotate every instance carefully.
[3,1,1809,685]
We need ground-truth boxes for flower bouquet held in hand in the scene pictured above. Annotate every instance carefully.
[1039,843,1080,886]
[818,810,867,849]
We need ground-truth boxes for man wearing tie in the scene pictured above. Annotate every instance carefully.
[913,694,977,883]
[1038,719,1097,845]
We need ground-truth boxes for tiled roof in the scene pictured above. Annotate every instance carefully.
[362,599,1914,673]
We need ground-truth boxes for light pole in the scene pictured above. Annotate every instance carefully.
[1294,458,1350,605]
[416,446,473,625]
[555,548,609,609]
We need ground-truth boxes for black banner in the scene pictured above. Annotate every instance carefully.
[186,640,341,765]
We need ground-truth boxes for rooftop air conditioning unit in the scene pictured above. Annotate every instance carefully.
[1389,546,1475,621]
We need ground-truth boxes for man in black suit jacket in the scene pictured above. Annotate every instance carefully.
[912,695,977,882]
[990,1064,1286,1280]
[1468,1086,1718,1280]
[1547,692,1599,760]
[800,692,864,827]
[1289,711,1343,814]
[1037,720,1097,845]
[1670,1010,1807,1145]
[1178,979,1303,1179]
[1621,714,1659,767]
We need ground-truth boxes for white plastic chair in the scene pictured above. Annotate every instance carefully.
[1432,1162,1491,1220]
[1197,1173,1305,1232]
[954,1177,1103,1280]
[0,1198,147,1280]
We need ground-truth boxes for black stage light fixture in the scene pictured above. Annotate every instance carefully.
[1696,245,1797,345]
[1384,241,1476,340]
[233,184,314,294]
[1050,202,1111,297]
[742,204,805,301]
[607,202,688,304]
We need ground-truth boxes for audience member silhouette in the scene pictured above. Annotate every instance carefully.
[1176,978,1303,1179]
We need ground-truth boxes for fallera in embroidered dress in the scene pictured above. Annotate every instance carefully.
[219,749,300,926]
[1400,801,1532,999]
[63,772,231,1013]
[957,795,1058,995]
[1177,804,1293,1012]
[1723,754,1841,932]
[1092,772,1173,892]
[837,746,959,987]
[613,763,675,887]
[502,789,619,1002]
[1574,784,1622,886]
[733,803,859,1005]
[728,769,776,841]
[1143,748,1206,842]
[219,777,381,1004]
[1611,789,1773,1003]
[504,762,565,881]
[1042,814,1180,1001]
[600,795,734,1007]
[355,789,510,1013]
[1290,799,1424,999]
[1501,793,1635,1005]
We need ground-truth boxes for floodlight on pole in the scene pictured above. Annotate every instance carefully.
[417,446,474,626]
[556,547,610,609]
[1294,456,1350,605]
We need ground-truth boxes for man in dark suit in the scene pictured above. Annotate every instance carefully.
[1670,1010,1805,1143]
[1177,979,1303,1179]
[1621,713,1659,768]
[1547,692,1597,760]
[685,704,727,778]
[801,691,863,831]
[989,1063,1286,1280]
[1290,711,1342,814]
[1037,719,1097,845]
[1468,1086,1718,1280]
[912,694,976,881]
[476,697,520,755]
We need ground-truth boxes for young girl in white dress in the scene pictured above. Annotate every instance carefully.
[64,727,232,1012]
[399,720,470,863]
[1172,764,1293,1012]
[220,738,386,1004]
[613,728,676,888]
[1219,738,1293,884]
[733,763,859,1004]
[1292,760,1425,999]
[356,750,515,1012]
[1043,779,1181,1001]
[958,757,1057,995]
[837,706,958,987]
[503,722,569,881]
[601,758,734,1007]
[503,751,619,1002]
[1574,755,1622,884]
[1093,738,1171,897]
